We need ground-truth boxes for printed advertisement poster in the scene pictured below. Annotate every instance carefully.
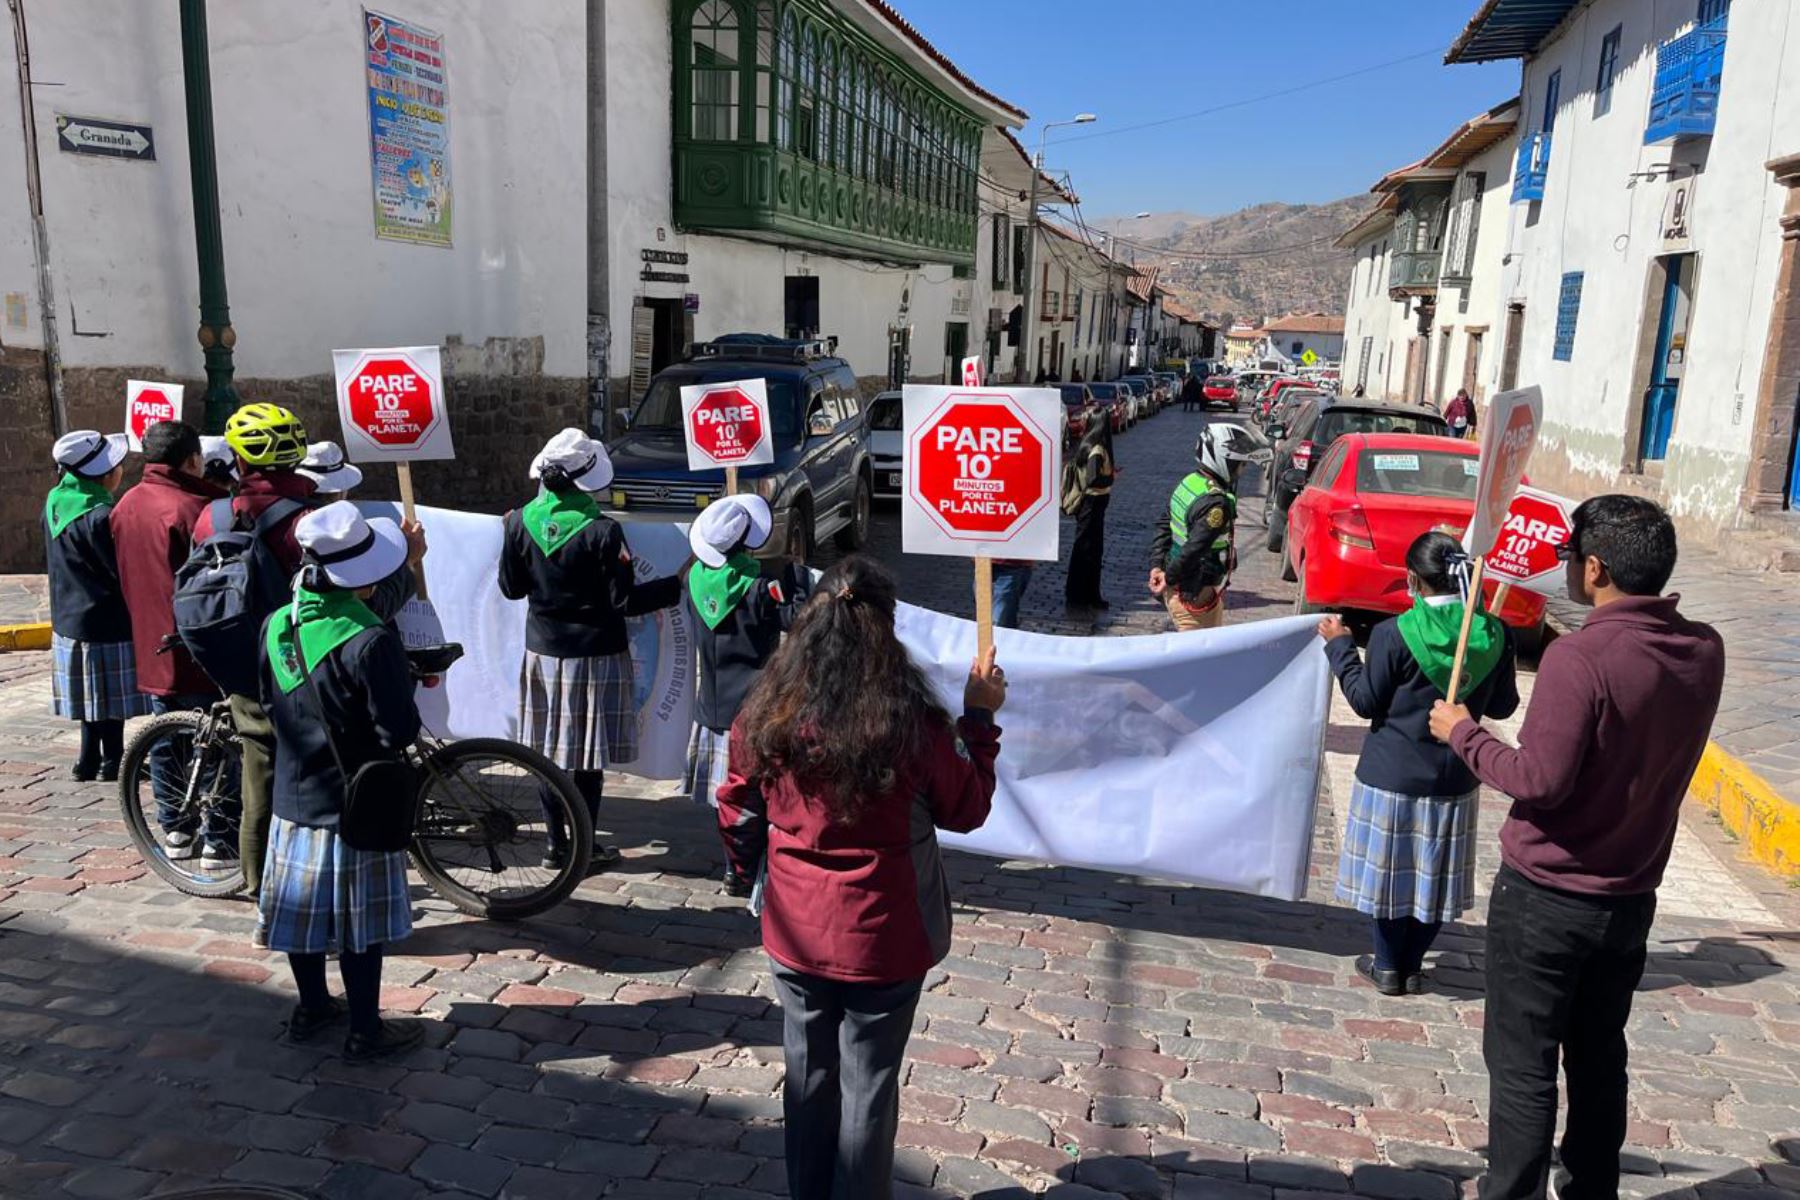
[363,9,452,247]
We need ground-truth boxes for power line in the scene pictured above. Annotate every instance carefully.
[1044,48,1444,146]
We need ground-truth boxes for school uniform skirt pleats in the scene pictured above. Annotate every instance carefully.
[1335,781,1479,924]
[518,650,637,773]
[51,634,151,722]
[256,815,413,955]
[683,723,731,807]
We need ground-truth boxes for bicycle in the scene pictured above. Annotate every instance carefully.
[116,645,595,920]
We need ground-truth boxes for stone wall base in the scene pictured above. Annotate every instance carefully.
[0,347,59,573]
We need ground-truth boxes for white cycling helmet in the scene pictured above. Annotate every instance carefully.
[1195,423,1259,482]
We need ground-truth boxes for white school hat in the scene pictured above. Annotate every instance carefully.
[295,501,407,590]
[529,428,614,493]
[52,431,129,479]
[199,436,237,478]
[297,440,364,495]
[688,494,774,568]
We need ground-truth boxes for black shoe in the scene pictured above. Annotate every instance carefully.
[1092,598,1112,610]
[589,843,623,872]
[344,1018,424,1062]
[284,998,347,1045]
[1405,971,1427,995]
[98,761,120,784]
[1355,954,1405,997]
[70,762,98,783]
[541,843,570,872]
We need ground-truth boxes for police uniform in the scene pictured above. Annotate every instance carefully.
[1150,471,1236,631]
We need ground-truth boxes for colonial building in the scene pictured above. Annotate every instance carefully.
[1447,0,1800,560]
[1260,313,1346,364]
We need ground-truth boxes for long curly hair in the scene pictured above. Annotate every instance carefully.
[735,554,948,823]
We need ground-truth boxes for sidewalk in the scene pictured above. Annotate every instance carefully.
[1545,540,1800,876]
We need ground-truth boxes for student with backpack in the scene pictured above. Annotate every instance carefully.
[681,494,810,813]
[499,429,681,869]
[1063,419,1116,612]
[45,431,147,782]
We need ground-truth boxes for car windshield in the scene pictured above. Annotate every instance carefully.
[632,372,802,438]
[1320,409,1448,443]
[1088,384,1119,399]
[867,395,902,432]
[1059,386,1087,406]
[1356,448,1479,501]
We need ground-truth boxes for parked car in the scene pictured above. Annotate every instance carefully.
[1117,377,1153,422]
[1059,383,1097,446]
[607,334,872,561]
[1264,398,1448,554]
[1086,382,1131,433]
[1262,387,1329,434]
[867,390,903,499]
[1202,374,1239,408]
[1152,373,1183,406]
[1282,432,1547,649]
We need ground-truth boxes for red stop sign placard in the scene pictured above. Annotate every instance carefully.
[910,397,1051,541]
[1486,487,1574,593]
[689,388,765,464]
[346,356,440,448]
[128,387,178,444]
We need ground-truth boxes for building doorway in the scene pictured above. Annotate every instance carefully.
[1463,328,1485,399]
[1500,302,1525,391]
[887,324,912,388]
[630,297,689,402]
[785,276,820,339]
[1639,253,1696,463]
[944,321,969,381]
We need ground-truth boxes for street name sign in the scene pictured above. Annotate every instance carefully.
[124,380,183,452]
[56,115,155,161]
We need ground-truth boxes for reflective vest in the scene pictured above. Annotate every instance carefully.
[1168,472,1235,552]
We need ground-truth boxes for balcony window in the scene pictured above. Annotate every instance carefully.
[1646,9,1728,144]
[690,1,740,142]
[1512,131,1551,203]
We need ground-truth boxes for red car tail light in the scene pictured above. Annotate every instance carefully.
[1329,505,1376,551]
[1291,440,1314,471]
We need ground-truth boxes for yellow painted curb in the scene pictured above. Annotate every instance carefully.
[1689,741,1800,880]
[0,623,51,652]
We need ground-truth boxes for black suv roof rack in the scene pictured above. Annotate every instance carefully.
[690,333,839,364]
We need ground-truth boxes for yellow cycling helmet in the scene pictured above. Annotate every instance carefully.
[224,402,308,468]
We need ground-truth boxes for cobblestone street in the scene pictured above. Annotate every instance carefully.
[1,407,1798,1199]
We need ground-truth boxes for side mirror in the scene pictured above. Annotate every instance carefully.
[1267,425,1286,440]
[1281,468,1310,492]
[613,409,633,435]
[807,412,834,438]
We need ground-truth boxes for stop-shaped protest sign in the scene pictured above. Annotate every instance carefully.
[680,378,773,471]
[1485,486,1575,595]
[124,380,184,452]
[332,346,454,462]
[902,386,1062,560]
[1463,385,1543,558]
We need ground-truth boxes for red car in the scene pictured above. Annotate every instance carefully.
[1085,382,1131,433]
[1283,433,1547,646]
[1202,375,1238,407]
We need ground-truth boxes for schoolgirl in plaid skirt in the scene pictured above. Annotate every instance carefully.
[43,432,147,783]
[1317,532,1518,997]
[499,431,680,868]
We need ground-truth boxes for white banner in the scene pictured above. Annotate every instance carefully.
[367,506,1328,900]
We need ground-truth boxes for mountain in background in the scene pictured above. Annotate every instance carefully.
[1094,195,1367,327]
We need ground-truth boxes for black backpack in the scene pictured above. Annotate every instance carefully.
[172,498,306,697]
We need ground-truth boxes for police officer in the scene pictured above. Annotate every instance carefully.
[1147,424,1258,631]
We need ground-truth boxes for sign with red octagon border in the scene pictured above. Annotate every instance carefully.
[680,378,774,471]
[1463,384,1543,558]
[1485,486,1576,596]
[902,385,1063,561]
[124,379,184,452]
[331,345,455,462]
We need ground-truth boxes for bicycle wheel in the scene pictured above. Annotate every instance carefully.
[118,711,246,899]
[408,738,592,920]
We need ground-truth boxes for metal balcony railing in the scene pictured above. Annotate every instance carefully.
[1645,12,1727,144]
[1511,131,1551,203]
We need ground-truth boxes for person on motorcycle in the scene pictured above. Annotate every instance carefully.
[1148,424,1259,631]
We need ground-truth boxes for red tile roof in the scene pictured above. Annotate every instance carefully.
[1262,312,1345,335]
[858,1,1029,123]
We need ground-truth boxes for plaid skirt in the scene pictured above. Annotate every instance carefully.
[519,650,637,773]
[51,634,151,722]
[256,816,413,955]
[683,724,731,807]
[1336,780,1479,923]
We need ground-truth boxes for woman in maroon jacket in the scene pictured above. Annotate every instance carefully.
[718,555,1006,1200]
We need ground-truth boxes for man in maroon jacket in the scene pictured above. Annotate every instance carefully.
[1429,495,1725,1200]
[111,422,229,859]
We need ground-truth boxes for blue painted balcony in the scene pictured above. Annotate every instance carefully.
[1645,13,1727,144]
[1511,131,1551,203]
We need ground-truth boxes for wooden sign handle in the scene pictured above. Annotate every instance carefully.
[1445,556,1487,703]
[395,461,430,602]
[725,465,738,496]
[973,555,994,660]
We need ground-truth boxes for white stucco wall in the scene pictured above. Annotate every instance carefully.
[15,0,587,379]
[1431,128,1519,406]
[1341,227,1403,398]
[1498,0,1799,525]
[0,23,42,352]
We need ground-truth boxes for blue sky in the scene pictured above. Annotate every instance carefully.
[896,0,1521,217]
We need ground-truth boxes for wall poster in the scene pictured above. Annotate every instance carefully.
[363,9,452,247]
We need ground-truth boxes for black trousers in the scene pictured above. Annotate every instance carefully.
[1064,492,1110,605]
[772,963,924,1200]
[1481,865,1657,1200]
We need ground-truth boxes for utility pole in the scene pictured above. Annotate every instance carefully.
[179,0,238,433]
[1015,113,1094,384]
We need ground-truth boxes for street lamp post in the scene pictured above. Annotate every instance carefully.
[1014,113,1095,383]
[179,0,238,434]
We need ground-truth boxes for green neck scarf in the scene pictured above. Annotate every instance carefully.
[689,554,760,631]
[45,473,113,538]
[1396,596,1503,702]
[522,488,601,556]
[265,586,384,695]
